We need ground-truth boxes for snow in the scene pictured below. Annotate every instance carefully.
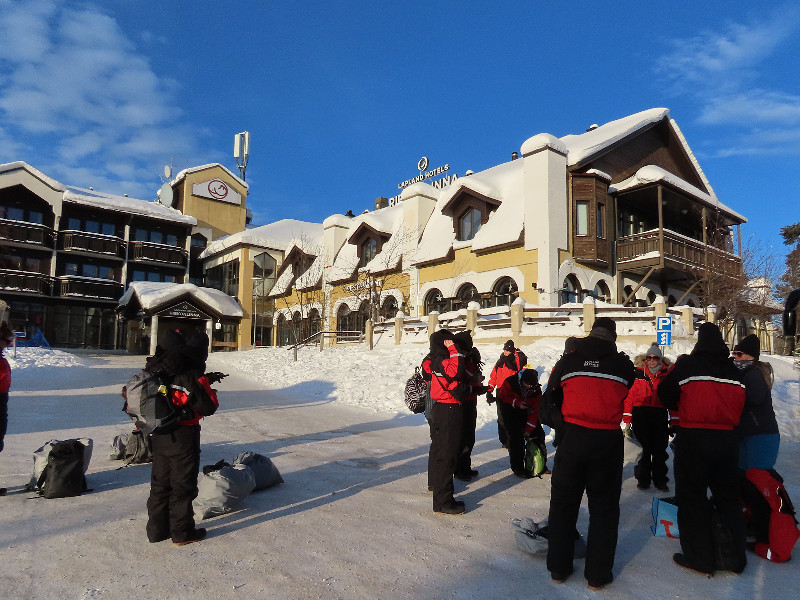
[200,219,324,260]
[1,340,799,599]
[119,281,244,318]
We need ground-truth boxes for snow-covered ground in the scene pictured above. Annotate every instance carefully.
[1,339,799,599]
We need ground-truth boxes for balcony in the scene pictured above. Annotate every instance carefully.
[56,276,124,301]
[616,229,742,278]
[129,241,187,267]
[0,269,52,295]
[0,218,56,248]
[60,230,126,259]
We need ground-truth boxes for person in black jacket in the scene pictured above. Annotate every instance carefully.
[731,334,780,471]
[146,330,219,546]
[658,322,747,576]
[544,317,635,590]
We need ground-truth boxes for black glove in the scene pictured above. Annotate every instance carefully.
[206,371,229,384]
[486,391,495,404]
[472,385,490,396]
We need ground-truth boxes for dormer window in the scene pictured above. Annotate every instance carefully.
[360,238,377,267]
[458,207,482,241]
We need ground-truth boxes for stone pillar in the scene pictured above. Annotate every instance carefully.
[681,306,694,335]
[149,315,159,356]
[427,311,439,337]
[707,304,718,324]
[653,296,666,318]
[365,318,373,350]
[466,302,478,332]
[394,311,404,345]
[582,297,595,334]
[511,299,523,338]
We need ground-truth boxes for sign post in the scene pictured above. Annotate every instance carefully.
[656,316,672,346]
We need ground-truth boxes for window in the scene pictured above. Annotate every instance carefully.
[458,207,482,241]
[425,288,447,315]
[205,259,240,296]
[379,296,398,321]
[102,222,115,236]
[67,217,82,230]
[576,202,588,236]
[593,280,611,303]
[29,211,43,225]
[191,235,207,248]
[6,207,24,221]
[85,220,100,234]
[492,277,518,307]
[596,204,605,238]
[360,238,377,267]
[133,227,178,246]
[64,216,117,236]
[560,275,582,305]
[457,284,479,308]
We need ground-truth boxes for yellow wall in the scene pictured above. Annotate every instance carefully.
[329,270,411,330]
[178,165,247,239]
[417,245,539,312]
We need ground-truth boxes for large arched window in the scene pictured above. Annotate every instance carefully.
[646,290,658,306]
[457,207,482,241]
[337,304,353,333]
[492,277,518,307]
[307,308,321,337]
[593,280,611,303]
[560,275,582,305]
[425,288,447,315]
[456,283,479,309]
[379,295,398,321]
[276,314,292,347]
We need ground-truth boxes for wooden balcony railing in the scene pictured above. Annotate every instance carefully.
[129,241,187,266]
[60,231,126,258]
[0,269,52,295]
[0,218,56,248]
[57,276,123,300]
[616,229,742,277]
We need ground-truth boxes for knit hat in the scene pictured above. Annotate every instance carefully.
[503,339,515,351]
[733,334,760,360]
[645,343,663,360]
[520,369,539,387]
[692,322,728,357]
[590,317,617,340]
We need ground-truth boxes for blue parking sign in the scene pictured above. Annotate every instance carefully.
[656,317,671,331]
[658,331,672,346]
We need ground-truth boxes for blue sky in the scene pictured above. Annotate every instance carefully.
[1,1,798,260]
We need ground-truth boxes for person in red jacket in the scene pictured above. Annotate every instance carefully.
[487,340,527,447]
[497,368,542,477]
[146,330,219,545]
[426,329,486,515]
[452,330,484,481]
[545,317,635,589]
[658,322,747,576]
[0,322,12,496]
[623,343,673,492]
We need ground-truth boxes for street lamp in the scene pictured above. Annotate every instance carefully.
[251,275,260,347]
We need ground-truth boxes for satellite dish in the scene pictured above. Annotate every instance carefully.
[158,182,174,207]
[164,165,172,179]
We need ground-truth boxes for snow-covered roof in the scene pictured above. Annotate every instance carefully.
[561,108,670,167]
[200,219,324,260]
[118,282,243,318]
[0,161,196,225]
[170,163,248,190]
[63,186,196,225]
[329,204,406,282]
[611,165,746,222]
[412,159,525,265]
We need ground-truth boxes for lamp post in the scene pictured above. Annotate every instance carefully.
[251,276,260,347]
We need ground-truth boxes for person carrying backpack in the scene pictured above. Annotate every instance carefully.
[452,330,484,482]
[145,330,219,546]
[0,322,12,496]
[487,340,527,448]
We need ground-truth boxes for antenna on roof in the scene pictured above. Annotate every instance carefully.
[234,131,250,181]
[159,158,175,183]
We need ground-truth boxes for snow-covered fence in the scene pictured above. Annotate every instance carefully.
[367,296,702,347]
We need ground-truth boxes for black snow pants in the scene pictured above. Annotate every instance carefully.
[428,402,463,511]
[147,424,201,543]
[547,423,623,586]
[631,406,670,487]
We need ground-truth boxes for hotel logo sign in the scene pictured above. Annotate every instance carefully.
[388,157,459,207]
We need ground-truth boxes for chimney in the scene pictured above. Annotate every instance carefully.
[586,124,599,132]
[512,152,518,160]
[374,197,389,210]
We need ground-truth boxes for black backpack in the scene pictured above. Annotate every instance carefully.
[36,439,87,498]
[124,369,192,436]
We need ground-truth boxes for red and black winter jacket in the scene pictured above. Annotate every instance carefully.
[0,353,10,396]
[170,370,219,426]
[623,361,674,425]
[430,344,466,404]
[488,349,527,393]
[546,335,635,430]
[658,351,745,431]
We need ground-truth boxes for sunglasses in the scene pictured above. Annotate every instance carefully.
[645,355,660,361]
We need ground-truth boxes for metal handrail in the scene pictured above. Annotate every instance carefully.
[287,330,364,361]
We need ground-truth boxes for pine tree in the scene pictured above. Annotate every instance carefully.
[776,222,800,300]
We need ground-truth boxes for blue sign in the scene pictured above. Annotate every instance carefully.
[658,331,672,346]
[656,317,672,331]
